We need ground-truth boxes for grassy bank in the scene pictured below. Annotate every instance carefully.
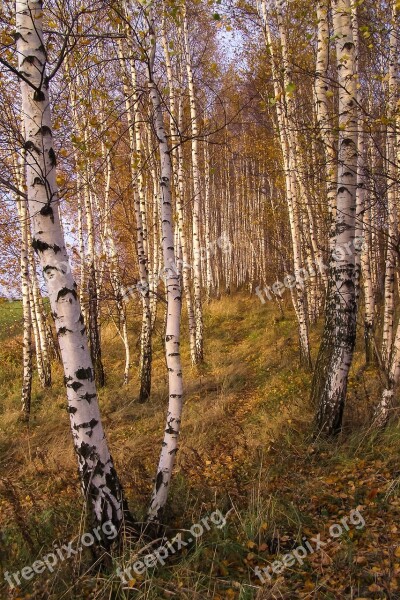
[0,294,399,599]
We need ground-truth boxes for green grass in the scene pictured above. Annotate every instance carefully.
[0,299,23,341]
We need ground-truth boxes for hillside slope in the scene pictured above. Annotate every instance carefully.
[0,294,399,599]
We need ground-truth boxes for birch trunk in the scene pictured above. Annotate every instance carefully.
[15,0,128,536]
[17,193,32,417]
[312,0,359,435]
[82,132,105,388]
[381,0,398,372]
[161,17,197,363]
[182,3,204,363]
[27,223,51,387]
[259,0,312,368]
[101,146,131,385]
[117,34,152,401]
[204,143,214,302]
[147,13,184,522]
[315,0,337,250]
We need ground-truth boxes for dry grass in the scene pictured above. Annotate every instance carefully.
[0,293,399,599]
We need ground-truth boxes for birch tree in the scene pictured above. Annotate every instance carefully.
[312,0,359,436]
[145,9,184,522]
[181,2,204,364]
[15,0,128,536]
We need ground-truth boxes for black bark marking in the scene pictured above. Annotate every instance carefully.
[43,265,57,275]
[165,425,176,434]
[48,148,57,166]
[73,418,99,431]
[56,287,78,302]
[57,326,72,336]
[33,176,44,186]
[75,367,94,381]
[67,406,78,414]
[79,392,96,403]
[33,89,45,102]
[24,140,40,153]
[337,186,349,195]
[22,55,36,65]
[155,470,164,492]
[105,467,119,496]
[32,238,61,254]
[40,204,54,222]
[93,460,106,478]
[68,381,83,392]
[38,125,52,136]
[77,441,97,460]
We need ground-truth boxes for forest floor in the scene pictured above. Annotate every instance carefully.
[0,293,400,599]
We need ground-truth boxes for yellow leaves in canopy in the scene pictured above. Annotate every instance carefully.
[210,62,219,77]
[0,31,14,45]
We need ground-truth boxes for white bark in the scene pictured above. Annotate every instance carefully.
[313,0,359,435]
[258,0,312,367]
[381,0,398,371]
[101,145,131,385]
[147,13,184,522]
[161,17,197,363]
[315,0,337,249]
[16,0,127,535]
[182,3,204,363]
[117,33,152,401]
[17,189,32,417]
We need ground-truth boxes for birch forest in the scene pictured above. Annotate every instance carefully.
[1,0,400,598]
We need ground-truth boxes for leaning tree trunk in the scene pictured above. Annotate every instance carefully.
[147,12,184,523]
[312,0,359,436]
[15,0,128,538]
